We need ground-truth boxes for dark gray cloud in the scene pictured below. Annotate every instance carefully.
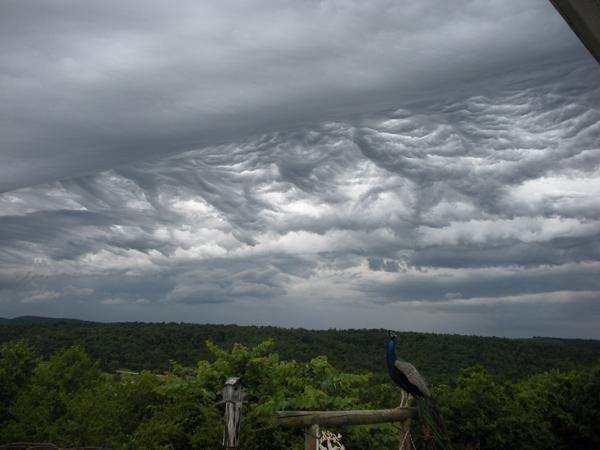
[0,0,587,192]
[1,2,599,337]
[368,258,401,273]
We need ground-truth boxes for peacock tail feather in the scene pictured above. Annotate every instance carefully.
[415,396,452,450]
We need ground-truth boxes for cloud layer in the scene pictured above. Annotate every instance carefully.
[1,56,599,337]
[0,0,585,192]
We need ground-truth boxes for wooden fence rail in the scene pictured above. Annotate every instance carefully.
[273,408,416,428]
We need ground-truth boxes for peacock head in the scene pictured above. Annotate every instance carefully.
[387,331,397,353]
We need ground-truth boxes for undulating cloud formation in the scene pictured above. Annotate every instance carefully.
[0,1,599,337]
[0,0,584,191]
[2,54,599,337]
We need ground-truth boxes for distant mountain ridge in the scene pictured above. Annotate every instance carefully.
[529,336,600,352]
[0,315,90,324]
[2,315,599,343]
[1,316,599,385]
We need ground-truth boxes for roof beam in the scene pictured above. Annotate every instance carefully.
[550,0,600,63]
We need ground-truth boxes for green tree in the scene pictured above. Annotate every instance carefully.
[3,346,102,444]
[127,340,397,450]
[0,341,38,424]
[434,365,508,449]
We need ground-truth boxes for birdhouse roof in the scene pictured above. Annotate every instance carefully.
[225,377,241,386]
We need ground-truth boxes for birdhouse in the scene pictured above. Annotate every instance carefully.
[223,377,243,403]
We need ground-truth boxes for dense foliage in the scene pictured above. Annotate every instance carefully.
[1,317,599,386]
[435,365,600,449]
[1,339,599,449]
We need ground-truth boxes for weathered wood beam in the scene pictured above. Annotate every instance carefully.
[274,408,416,428]
[550,0,600,63]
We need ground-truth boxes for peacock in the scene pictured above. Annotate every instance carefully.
[386,331,451,449]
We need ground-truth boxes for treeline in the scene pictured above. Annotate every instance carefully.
[1,340,598,449]
[1,317,599,385]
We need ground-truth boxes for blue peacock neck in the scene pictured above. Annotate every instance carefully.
[386,338,397,367]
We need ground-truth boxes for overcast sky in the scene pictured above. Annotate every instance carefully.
[1,0,599,338]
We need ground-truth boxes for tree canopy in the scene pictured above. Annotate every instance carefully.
[1,338,598,449]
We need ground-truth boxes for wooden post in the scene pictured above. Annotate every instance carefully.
[304,424,319,450]
[223,377,243,449]
[399,391,412,450]
[399,417,412,450]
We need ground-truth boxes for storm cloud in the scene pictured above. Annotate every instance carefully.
[0,1,599,337]
[0,0,586,192]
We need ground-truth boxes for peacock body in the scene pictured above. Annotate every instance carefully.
[386,331,452,450]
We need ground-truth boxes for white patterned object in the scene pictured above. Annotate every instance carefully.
[318,430,345,450]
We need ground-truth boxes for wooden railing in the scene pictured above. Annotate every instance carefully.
[222,379,417,450]
[273,408,416,450]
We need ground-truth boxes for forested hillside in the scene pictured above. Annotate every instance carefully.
[1,339,599,449]
[1,317,599,385]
